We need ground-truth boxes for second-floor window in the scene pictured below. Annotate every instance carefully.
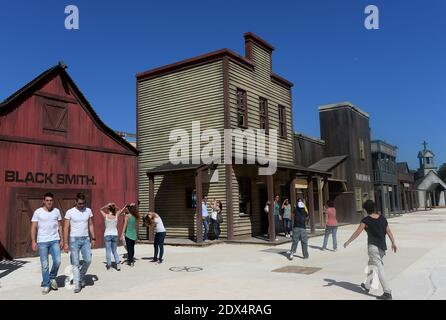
[236,88,248,128]
[278,105,287,138]
[259,97,268,130]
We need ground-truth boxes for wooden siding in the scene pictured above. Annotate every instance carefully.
[137,61,225,238]
[228,44,294,164]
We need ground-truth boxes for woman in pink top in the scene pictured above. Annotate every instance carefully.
[322,200,338,251]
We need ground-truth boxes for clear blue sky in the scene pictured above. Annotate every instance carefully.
[1,0,445,169]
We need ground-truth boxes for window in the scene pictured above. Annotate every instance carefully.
[236,88,248,128]
[426,158,431,164]
[259,97,269,130]
[238,178,252,215]
[278,105,287,138]
[355,187,362,211]
[359,139,365,160]
[186,189,197,208]
[43,103,68,134]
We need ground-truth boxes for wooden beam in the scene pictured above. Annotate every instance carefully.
[323,176,329,228]
[267,174,275,242]
[148,174,155,242]
[225,164,234,240]
[195,169,203,243]
[289,173,297,227]
[317,176,324,229]
[308,176,315,234]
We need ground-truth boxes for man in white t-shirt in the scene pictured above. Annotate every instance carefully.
[30,192,63,295]
[63,192,96,293]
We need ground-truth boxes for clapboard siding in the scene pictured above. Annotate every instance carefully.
[228,43,294,164]
[138,61,225,238]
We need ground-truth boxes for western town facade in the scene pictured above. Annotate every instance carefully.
[0,63,138,259]
[137,33,375,243]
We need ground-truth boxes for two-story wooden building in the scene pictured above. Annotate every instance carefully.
[137,33,329,242]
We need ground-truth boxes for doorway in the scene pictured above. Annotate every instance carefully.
[10,188,91,258]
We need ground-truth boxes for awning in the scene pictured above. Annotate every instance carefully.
[146,163,214,175]
[308,155,348,172]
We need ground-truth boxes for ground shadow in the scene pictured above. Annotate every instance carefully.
[323,278,377,297]
[56,274,99,288]
[141,257,156,260]
[0,260,29,279]
[309,245,336,252]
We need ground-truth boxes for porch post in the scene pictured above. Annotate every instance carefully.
[289,173,297,228]
[148,173,155,242]
[195,169,203,243]
[308,175,315,234]
[323,176,329,227]
[267,174,275,242]
[317,176,324,228]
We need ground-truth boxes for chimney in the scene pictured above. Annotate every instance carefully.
[243,32,275,61]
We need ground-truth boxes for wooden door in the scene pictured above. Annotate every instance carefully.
[12,189,91,259]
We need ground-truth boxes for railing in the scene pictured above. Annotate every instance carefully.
[373,170,397,184]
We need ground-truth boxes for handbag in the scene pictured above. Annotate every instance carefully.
[217,212,223,223]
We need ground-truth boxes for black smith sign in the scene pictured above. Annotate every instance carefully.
[4,171,97,185]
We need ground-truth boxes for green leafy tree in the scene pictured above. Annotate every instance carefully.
[438,163,446,182]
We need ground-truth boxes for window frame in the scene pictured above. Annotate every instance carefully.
[278,105,287,139]
[236,88,248,128]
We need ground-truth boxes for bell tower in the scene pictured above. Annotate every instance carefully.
[417,141,437,177]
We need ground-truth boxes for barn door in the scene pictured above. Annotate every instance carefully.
[12,189,91,259]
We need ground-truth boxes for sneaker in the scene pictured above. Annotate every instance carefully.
[376,292,392,300]
[157,259,163,264]
[106,265,111,271]
[130,262,135,267]
[150,258,158,263]
[275,237,279,241]
[334,249,338,252]
[50,279,58,291]
[74,286,81,294]
[360,283,370,293]
[116,264,121,271]
[42,287,50,295]
[80,279,86,288]
[289,253,294,260]
[303,256,309,259]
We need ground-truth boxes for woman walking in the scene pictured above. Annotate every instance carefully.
[322,200,338,251]
[145,212,166,264]
[101,203,126,271]
[281,198,292,238]
[120,204,139,266]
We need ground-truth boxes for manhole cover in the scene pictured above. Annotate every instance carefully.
[169,266,203,272]
[272,266,322,274]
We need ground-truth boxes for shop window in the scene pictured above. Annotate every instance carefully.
[238,177,251,215]
[43,103,68,134]
[236,88,248,128]
[186,188,197,208]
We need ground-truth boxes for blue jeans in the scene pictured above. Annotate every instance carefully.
[283,218,292,235]
[104,235,120,267]
[69,237,92,288]
[322,226,338,250]
[274,215,280,237]
[38,240,61,288]
[154,232,166,260]
[211,219,220,240]
[290,227,309,258]
[203,218,210,240]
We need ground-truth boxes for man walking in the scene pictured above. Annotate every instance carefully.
[201,196,210,241]
[344,200,397,300]
[64,192,96,293]
[289,198,309,260]
[31,192,63,294]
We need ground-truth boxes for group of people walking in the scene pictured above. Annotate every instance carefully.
[31,191,396,300]
[30,192,166,294]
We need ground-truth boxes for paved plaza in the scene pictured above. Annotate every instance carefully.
[1,209,445,300]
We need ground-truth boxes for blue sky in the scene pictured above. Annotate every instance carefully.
[1,0,444,169]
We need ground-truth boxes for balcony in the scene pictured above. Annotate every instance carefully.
[373,170,397,185]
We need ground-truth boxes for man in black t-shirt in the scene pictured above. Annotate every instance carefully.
[344,200,397,300]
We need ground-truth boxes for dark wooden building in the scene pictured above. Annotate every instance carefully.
[397,162,418,212]
[0,63,138,259]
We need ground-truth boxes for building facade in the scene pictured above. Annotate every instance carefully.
[415,144,446,208]
[137,33,328,242]
[371,140,400,215]
[0,63,138,259]
[397,162,418,212]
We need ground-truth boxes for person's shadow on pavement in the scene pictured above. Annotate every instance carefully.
[323,278,377,297]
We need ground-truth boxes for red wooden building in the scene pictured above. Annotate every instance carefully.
[0,62,138,259]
